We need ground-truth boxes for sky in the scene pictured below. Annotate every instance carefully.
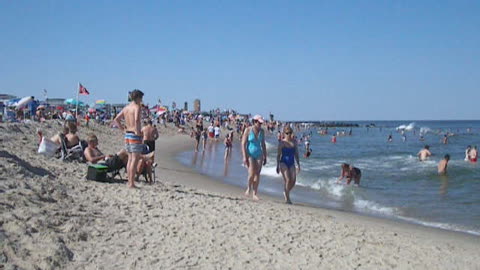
[1,0,479,121]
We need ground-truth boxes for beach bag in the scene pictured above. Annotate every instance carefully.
[86,164,108,182]
[38,137,58,157]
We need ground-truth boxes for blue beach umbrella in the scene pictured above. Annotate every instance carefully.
[64,99,85,106]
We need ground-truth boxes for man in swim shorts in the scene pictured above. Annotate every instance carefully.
[142,120,158,154]
[112,89,145,188]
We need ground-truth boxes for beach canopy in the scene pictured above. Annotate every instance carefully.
[95,99,106,105]
[64,99,85,106]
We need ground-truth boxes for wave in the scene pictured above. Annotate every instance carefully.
[397,217,480,236]
[354,199,398,215]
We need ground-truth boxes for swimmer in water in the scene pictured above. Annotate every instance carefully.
[419,135,425,141]
[417,145,432,161]
[442,134,448,144]
[465,145,471,161]
[337,163,361,186]
[469,146,478,163]
[438,154,450,175]
[387,134,393,142]
[331,134,337,144]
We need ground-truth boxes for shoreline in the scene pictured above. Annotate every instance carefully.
[158,135,480,241]
[1,121,479,269]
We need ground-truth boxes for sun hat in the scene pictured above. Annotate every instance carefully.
[253,115,264,123]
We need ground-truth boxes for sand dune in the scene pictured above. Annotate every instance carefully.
[0,121,479,269]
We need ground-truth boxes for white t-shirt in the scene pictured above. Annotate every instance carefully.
[208,126,214,133]
[214,126,221,136]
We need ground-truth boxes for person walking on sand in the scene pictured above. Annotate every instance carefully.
[190,127,201,152]
[201,128,208,151]
[112,89,145,188]
[417,145,432,161]
[276,126,300,204]
[142,120,158,154]
[224,132,233,160]
[241,115,267,201]
[438,154,450,175]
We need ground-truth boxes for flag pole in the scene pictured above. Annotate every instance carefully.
[76,82,79,122]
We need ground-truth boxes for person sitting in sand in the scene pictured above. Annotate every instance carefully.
[64,121,80,148]
[84,134,154,183]
[417,145,432,161]
[337,163,361,186]
[438,154,450,175]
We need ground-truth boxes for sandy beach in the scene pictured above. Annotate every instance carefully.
[1,121,479,270]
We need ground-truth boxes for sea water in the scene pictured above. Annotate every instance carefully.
[178,121,480,235]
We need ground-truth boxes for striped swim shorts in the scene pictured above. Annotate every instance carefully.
[125,133,147,153]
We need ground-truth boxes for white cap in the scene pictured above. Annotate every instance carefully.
[253,114,264,123]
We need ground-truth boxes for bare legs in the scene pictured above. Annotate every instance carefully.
[245,157,263,200]
[127,152,141,188]
[280,163,296,204]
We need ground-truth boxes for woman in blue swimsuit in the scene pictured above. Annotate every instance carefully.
[241,115,267,201]
[276,126,301,204]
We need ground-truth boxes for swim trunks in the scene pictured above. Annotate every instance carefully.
[144,140,155,154]
[125,132,146,153]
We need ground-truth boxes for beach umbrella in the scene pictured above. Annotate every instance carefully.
[15,96,34,110]
[64,99,84,106]
[95,99,106,105]
[5,98,20,107]
[88,108,96,113]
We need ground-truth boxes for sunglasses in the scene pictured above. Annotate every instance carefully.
[285,132,292,135]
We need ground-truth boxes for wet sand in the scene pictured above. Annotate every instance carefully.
[1,121,479,269]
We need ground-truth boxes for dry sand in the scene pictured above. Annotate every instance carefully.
[1,120,479,270]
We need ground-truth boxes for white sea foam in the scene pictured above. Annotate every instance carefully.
[265,141,276,150]
[260,165,281,178]
[398,217,480,236]
[354,199,398,216]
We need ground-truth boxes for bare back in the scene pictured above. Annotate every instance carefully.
[123,102,142,135]
[142,125,158,141]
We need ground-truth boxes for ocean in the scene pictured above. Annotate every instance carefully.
[178,120,480,235]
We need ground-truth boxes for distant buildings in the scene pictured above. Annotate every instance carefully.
[184,102,188,111]
[46,98,66,106]
[0,94,17,101]
[194,99,201,113]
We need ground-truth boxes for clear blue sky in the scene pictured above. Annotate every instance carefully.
[1,1,479,120]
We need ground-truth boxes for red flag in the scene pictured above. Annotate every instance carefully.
[79,83,90,95]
